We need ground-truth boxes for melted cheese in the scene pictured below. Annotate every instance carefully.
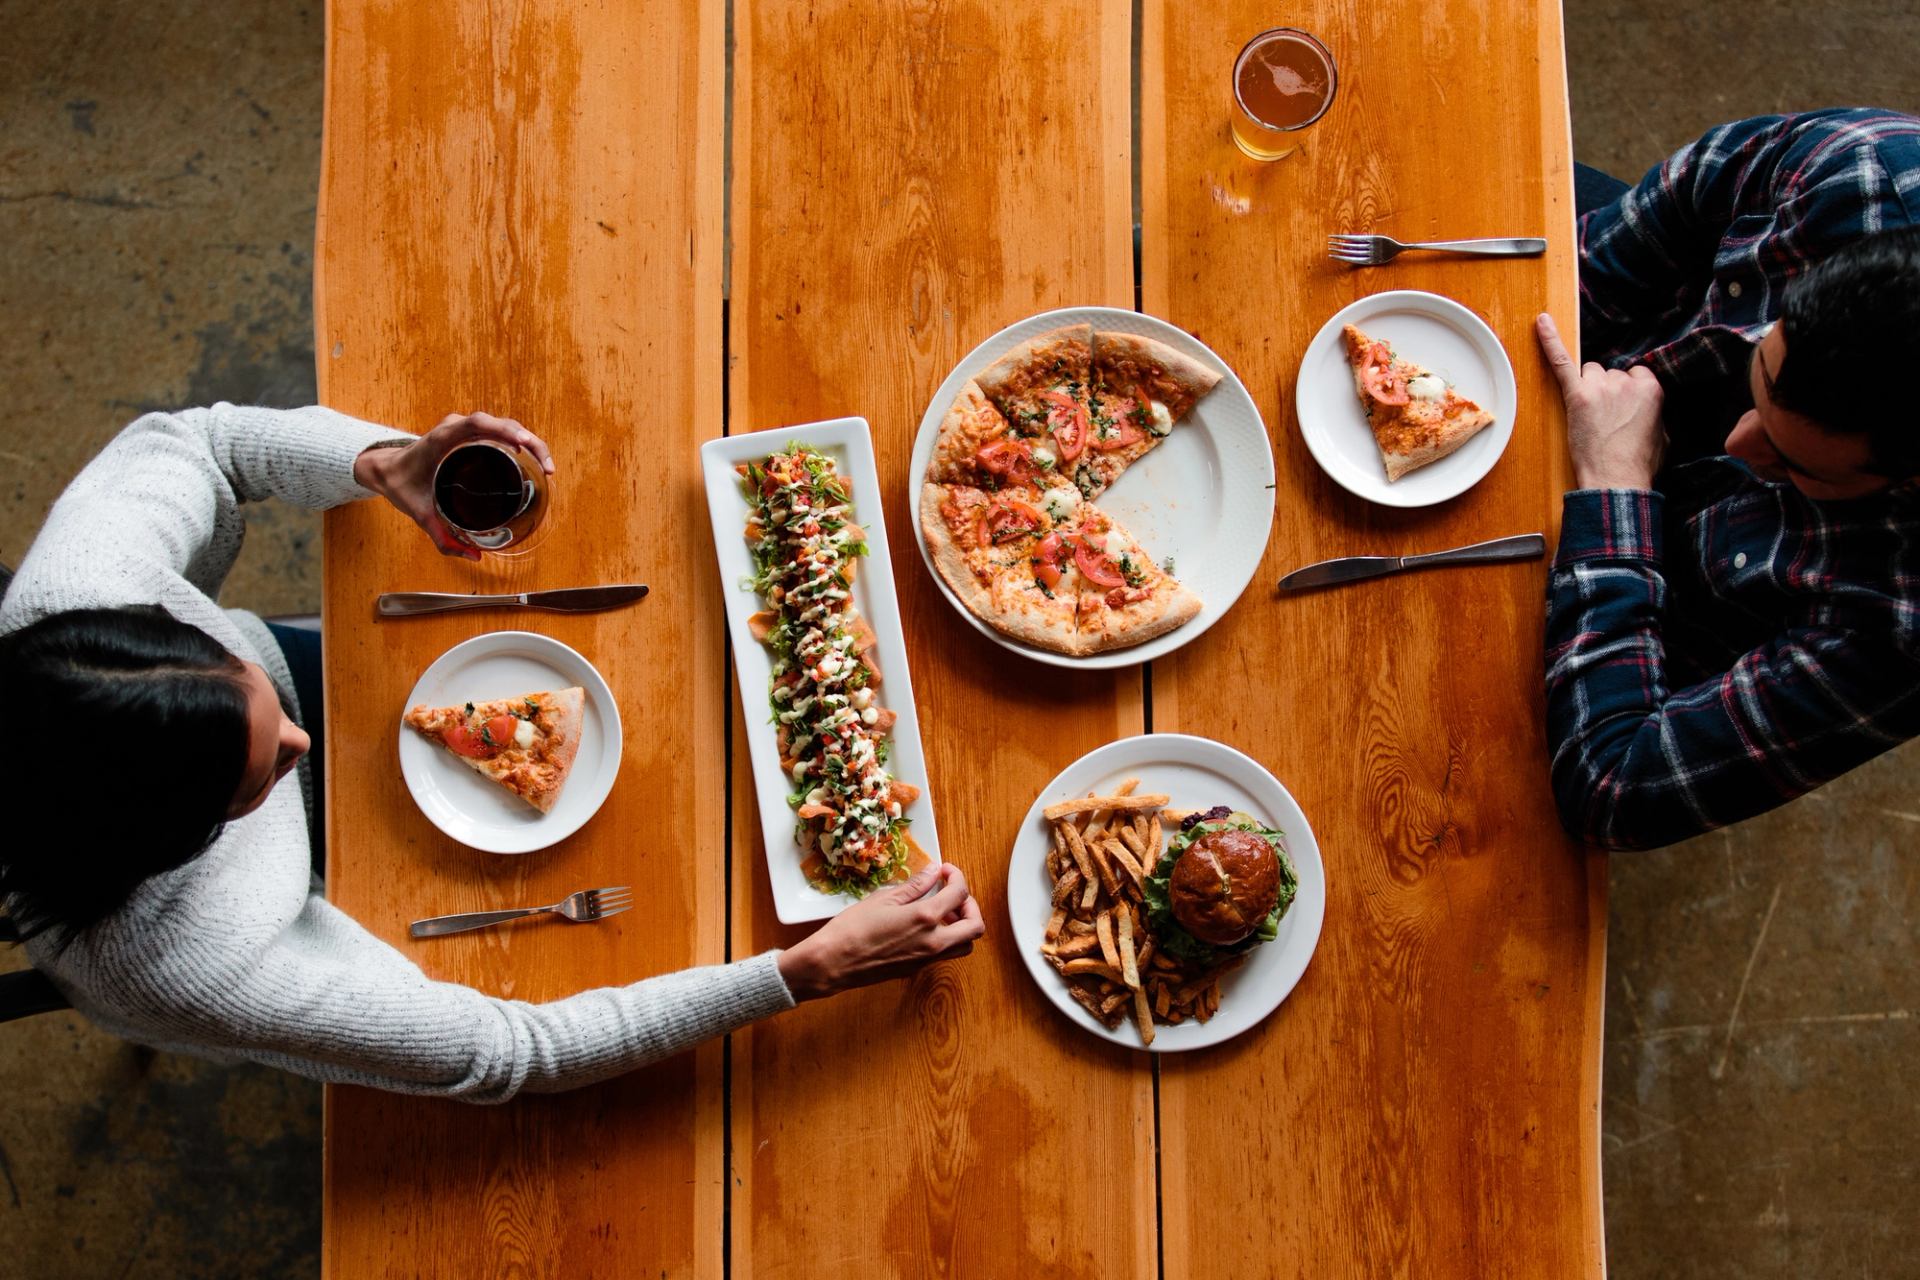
[1041,486,1081,522]
[1147,399,1173,436]
[1407,374,1446,401]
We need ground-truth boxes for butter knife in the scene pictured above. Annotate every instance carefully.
[376,584,649,617]
[1278,534,1545,591]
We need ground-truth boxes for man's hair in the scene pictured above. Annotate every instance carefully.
[0,607,251,947]
[1774,225,1920,477]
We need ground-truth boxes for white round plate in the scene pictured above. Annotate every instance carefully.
[1007,734,1326,1053]
[909,306,1274,670]
[397,631,623,854]
[1294,289,1517,508]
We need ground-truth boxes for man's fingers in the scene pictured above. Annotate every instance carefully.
[1534,313,1581,395]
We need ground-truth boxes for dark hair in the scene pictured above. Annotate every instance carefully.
[1773,225,1920,477]
[0,607,251,946]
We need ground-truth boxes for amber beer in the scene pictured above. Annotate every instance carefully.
[1231,29,1337,161]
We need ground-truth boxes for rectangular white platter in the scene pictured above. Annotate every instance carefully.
[701,417,942,924]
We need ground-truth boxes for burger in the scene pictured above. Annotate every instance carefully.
[1143,806,1297,964]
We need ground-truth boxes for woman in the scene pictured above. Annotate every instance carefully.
[0,404,983,1101]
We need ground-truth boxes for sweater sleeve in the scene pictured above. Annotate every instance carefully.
[52,893,795,1102]
[2,404,410,629]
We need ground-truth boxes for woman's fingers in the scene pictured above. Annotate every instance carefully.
[919,864,971,920]
[422,512,481,560]
[453,411,556,474]
[932,896,985,951]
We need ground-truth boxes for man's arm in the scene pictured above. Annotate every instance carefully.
[1579,109,1920,375]
[1545,490,1920,849]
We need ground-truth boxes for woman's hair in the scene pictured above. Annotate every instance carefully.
[0,606,252,946]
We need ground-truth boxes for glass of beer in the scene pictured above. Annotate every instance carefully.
[1231,28,1337,161]
[432,440,551,556]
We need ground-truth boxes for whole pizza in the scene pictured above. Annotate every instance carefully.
[921,322,1220,656]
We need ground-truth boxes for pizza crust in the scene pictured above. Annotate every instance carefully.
[974,323,1093,410]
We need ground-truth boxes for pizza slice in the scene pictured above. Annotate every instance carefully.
[925,379,1054,490]
[973,322,1096,484]
[403,688,586,813]
[1064,504,1203,655]
[1341,323,1494,481]
[920,480,1081,653]
[1075,330,1224,496]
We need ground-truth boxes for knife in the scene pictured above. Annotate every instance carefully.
[1277,534,1546,591]
[376,585,650,617]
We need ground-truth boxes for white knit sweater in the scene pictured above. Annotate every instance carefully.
[2,405,793,1101]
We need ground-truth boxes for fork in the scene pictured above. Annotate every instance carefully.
[1328,234,1547,265]
[409,886,633,938]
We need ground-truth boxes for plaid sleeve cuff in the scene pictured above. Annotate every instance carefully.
[1555,488,1664,566]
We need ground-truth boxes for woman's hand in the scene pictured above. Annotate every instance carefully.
[1536,313,1667,491]
[776,863,986,1002]
[354,412,556,560]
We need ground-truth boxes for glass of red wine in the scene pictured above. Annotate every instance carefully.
[431,441,550,556]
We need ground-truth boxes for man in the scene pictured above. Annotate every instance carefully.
[1535,108,1920,850]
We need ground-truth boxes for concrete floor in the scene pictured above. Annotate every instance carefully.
[1,1,1915,1276]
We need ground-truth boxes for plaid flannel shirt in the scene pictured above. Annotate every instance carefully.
[1547,111,1920,849]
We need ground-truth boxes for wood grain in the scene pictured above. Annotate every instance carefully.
[1141,2,1604,1276]
[727,1,1153,1276]
[315,0,727,1275]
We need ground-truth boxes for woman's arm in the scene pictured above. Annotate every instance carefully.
[3,404,412,625]
[63,863,980,1101]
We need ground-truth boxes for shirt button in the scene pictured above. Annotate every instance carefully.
[1728,281,1744,298]
[1733,552,1749,569]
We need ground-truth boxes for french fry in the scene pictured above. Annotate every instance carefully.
[1095,910,1120,969]
[1087,839,1121,899]
[1060,958,1126,981]
[1150,951,1178,971]
[1066,980,1121,1028]
[1146,812,1162,867]
[1043,793,1171,823]
[1061,823,1097,884]
[1108,839,1145,888]
[1116,909,1140,989]
[1043,909,1065,946]
[1154,983,1172,1018]
[1132,984,1156,1047]
[1046,846,1065,881]
[1079,878,1099,912]
[1084,777,1140,837]
[1050,867,1083,908]
[1117,823,1146,858]
[1066,918,1094,935]
[1135,933,1155,973]
[1054,932,1100,959]
[1100,988,1131,1017]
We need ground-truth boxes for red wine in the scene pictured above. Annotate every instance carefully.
[434,444,528,532]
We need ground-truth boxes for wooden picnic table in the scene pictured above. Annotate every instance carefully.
[316,0,1601,1275]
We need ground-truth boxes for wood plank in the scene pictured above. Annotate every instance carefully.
[1140,2,1605,1275]
[314,0,727,1275]
[727,2,1152,1275]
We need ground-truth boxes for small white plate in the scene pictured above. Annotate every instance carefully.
[1295,290,1517,508]
[701,418,943,925]
[397,631,623,854]
[1007,733,1326,1053]
[909,306,1275,670]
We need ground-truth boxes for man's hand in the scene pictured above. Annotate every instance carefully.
[776,863,986,1002]
[354,412,556,560]
[1535,314,1666,490]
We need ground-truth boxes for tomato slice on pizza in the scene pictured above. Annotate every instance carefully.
[404,688,586,813]
[1340,323,1494,482]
